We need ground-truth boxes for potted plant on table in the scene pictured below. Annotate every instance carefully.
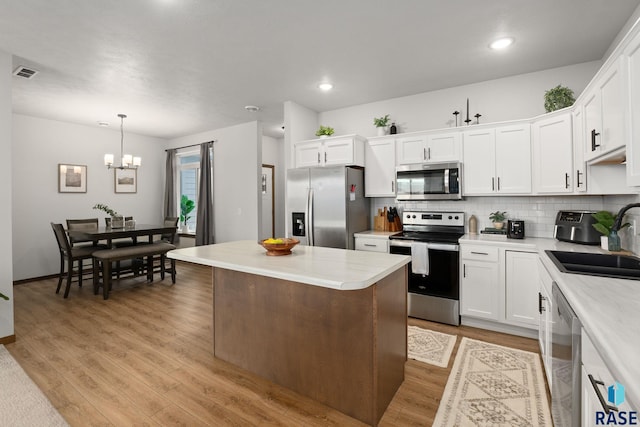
[489,211,507,229]
[373,114,391,136]
[93,203,124,228]
[180,195,195,232]
[315,125,335,138]
[591,210,629,250]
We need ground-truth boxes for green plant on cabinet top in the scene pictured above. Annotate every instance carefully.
[544,85,575,112]
[373,115,390,128]
[315,125,335,137]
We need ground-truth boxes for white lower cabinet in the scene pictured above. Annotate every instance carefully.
[537,258,553,388]
[582,329,637,426]
[460,242,539,335]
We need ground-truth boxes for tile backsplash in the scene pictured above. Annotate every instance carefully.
[370,194,640,253]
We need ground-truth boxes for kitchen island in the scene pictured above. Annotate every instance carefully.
[167,240,410,426]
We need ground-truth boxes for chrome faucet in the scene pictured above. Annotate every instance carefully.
[608,203,640,251]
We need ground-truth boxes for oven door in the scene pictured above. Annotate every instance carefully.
[389,241,459,299]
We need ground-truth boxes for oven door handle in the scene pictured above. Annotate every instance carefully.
[389,240,459,251]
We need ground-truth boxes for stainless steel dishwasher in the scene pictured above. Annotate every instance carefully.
[551,282,582,427]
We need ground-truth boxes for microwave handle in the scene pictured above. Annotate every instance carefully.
[443,169,450,194]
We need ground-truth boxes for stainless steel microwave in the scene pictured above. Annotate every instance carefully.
[396,162,462,200]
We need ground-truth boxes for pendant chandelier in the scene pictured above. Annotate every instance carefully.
[104,114,141,170]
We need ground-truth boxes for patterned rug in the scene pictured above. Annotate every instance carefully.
[0,345,68,427]
[407,326,457,368]
[433,337,552,426]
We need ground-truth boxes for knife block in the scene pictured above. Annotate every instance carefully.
[374,215,386,231]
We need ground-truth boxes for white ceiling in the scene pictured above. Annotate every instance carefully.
[1,1,639,139]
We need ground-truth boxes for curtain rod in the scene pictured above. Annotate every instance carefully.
[165,140,215,152]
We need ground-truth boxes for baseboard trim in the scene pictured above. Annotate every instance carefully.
[0,335,16,345]
[461,317,538,340]
[13,274,58,285]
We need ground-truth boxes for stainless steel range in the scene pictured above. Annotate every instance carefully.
[389,211,464,326]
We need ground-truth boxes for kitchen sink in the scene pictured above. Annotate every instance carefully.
[546,250,640,280]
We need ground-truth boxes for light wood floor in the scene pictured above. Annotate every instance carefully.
[7,261,543,426]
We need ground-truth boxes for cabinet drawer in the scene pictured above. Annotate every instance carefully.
[355,237,389,253]
[461,245,499,262]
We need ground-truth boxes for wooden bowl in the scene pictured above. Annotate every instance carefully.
[259,238,300,256]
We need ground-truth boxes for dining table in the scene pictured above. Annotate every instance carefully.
[66,223,177,248]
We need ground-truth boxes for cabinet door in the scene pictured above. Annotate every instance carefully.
[426,132,462,162]
[460,259,500,320]
[462,129,496,194]
[505,251,539,328]
[583,88,602,161]
[365,138,396,197]
[324,137,354,166]
[533,113,573,193]
[626,32,640,186]
[495,124,532,194]
[396,134,427,164]
[599,59,625,155]
[295,141,322,168]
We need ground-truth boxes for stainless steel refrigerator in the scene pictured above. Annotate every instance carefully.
[287,166,369,249]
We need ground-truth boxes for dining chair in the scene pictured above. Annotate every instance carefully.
[153,217,179,281]
[66,218,100,247]
[51,222,101,298]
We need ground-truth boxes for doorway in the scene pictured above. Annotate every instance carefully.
[261,164,275,239]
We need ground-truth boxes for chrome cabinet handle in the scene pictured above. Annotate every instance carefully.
[565,173,570,189]
[427,147,431,160]
[470,251,489,255]
[591,129,601,151]
[423,147,427,160]
[324,152,327,163]
[463,264,466,278]
[317,152,320,164]
[538,292,546,314]
[391,181,395,192]
[364,243,377,247]
[492,177,495,191]
[497,177,501,191]
[588,374,619,414]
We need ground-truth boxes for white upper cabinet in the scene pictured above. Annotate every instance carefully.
[365,137,396,197]
[396,131,461,165]
[625,27,640,186]
[532,111,574,193]
[583,57,627,163]
[463,123,531,195]
[294,135,365,168]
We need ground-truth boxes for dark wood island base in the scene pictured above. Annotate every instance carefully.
[212,266,408,426]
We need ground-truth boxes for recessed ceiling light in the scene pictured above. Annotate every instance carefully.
[244,105,260,112]
[489,37,514,50]
[318,82,333,91]
[97,121,109,127]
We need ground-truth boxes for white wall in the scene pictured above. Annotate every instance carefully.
[318,62,601,138]
[0,51,14,339]
[167,121,261,243]
[12,114,166,281]
[262,135,285,237]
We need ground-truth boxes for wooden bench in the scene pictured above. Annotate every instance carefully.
[92,242,176,299]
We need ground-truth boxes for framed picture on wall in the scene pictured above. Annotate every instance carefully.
[58,164,87,193]
[114,168,137,193]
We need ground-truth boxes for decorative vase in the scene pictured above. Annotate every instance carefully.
[111,215,124,229]
[377,127,386,136]
[600,235,608,250]
[319,135,328,139]
[493,222,504,230]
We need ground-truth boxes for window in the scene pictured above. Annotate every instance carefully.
[178,153,200,231]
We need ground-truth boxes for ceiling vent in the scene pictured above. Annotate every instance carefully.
[13,66,39,79]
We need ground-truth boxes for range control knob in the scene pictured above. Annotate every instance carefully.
[406,215,411,219]
[412,215,416,218]
[455,215,459,220]
[448,216,453,220]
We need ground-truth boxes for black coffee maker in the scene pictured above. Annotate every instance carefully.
[507,220,525,239]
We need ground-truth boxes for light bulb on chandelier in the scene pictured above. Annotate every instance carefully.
[104,114,141,169]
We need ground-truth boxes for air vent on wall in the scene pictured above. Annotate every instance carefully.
[13,66,39,79]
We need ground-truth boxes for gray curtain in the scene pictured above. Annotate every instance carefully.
[163,149,177,218]
[196,142,214,245]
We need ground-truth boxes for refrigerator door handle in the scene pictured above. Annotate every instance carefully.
[306,188,314,246]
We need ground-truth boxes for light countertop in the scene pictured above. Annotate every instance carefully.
[460,233,640,407]
[167,240,410,291]
[354,230,400,238]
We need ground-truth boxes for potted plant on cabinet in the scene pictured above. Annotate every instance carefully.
[591,210,629,250]
[544,85,575,112]
[489,211,507,229]
[315,125,334,138]
[373,114,391,136]
[180,195,196,232]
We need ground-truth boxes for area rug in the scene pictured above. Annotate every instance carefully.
[0,345,69,427]
[407,326,457,368]
[433,337,552,426]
